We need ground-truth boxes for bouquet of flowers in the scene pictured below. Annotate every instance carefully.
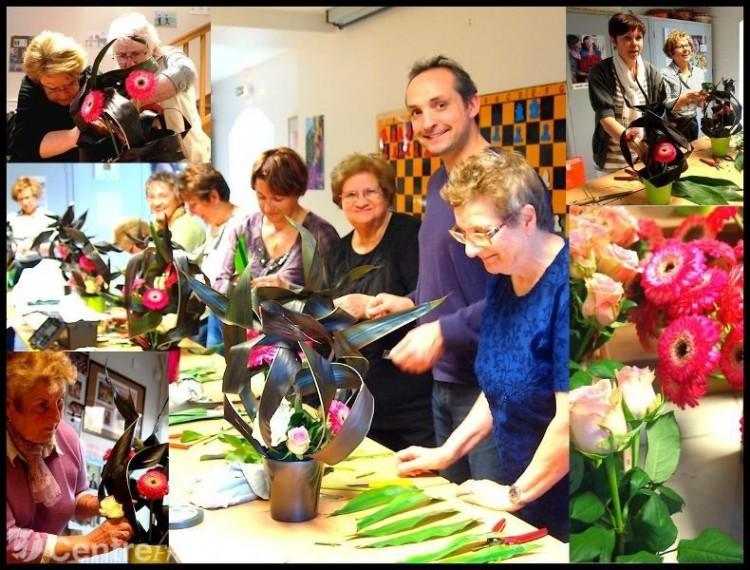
[700,79,743,139]
[123,220,204,350]
[70,37,188,162]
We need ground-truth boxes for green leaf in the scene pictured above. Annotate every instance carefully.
[643,412,681,483]
[676,528,743,563]
[355,491,434,531]
[234,235,249,274]
[585,360,625,379]
[127,311,163,337]
[570,451,584,494]
[330,485,420,516]
[570,526,615,562]
[358,519,476,548]
[672,177,742,205]
[630,495,678,553]
[352,509,458,538]
[615,551,663,563]
[570,491,606,524]
[656,485,685,515]
[179,430,205,443]
[622,467,652,505]
[440,543,540,564]
[570,370,593,390]
[400,534,487,564]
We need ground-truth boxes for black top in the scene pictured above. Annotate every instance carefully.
[327,212,433,432]
[11,70,91,162]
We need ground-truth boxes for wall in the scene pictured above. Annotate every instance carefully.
[6,6,210,109]
[711,7,743,90]
[211,7,566,236]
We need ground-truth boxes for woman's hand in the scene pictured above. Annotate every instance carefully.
[251,273,289,289]
[396,445,453,476]
[387,321,444,374]
[85,518,133,552]
[74,494,100,521]
[456,480,522,512]
[366,293,414,319]
[333,293,374,320]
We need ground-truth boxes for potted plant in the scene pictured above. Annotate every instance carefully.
[700,79,743,158]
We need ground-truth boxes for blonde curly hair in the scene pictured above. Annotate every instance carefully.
[11,176,44,201]
[23,30,86,82]
[7,352,77,411]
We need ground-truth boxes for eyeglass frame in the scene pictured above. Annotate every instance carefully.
[448,220,507,248]
[39,77,80,95]
[112,48,150,63]
[340,187,384,203]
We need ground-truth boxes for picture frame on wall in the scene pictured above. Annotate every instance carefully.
[66,353,89,424]
[83,362,145,441]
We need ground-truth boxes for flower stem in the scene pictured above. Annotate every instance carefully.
[605,454,625,555]
[574,325,597,363]
[632,429,641,470]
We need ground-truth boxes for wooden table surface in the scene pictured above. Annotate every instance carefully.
[567,137,743,206]
[168,353,568,563]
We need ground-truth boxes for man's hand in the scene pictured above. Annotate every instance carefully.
[366,293,414,319]
[388,320,444,374]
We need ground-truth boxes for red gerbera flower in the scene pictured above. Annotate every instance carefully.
[706,206,738,234]
[720,324,744,390]
[641,241,706,305]
[78,255,97,273]
[125,69,157,102]
[142,288,169,311]
[653,141,677,164]
[80,90,105,123]
[717,282,744,327]
[667,268,729,319]
[247,345,278,369]
[658,315,721,383]
[136,468,169,501]
[164,262,178,288]
[658,364,708,409]
[733,239,743,261]
[691,239,736,270]
[637,218,665,250]
[672,215,716,242]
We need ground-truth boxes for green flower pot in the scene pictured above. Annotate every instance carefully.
[710,137,731,158]
[674,206,715,216]
[82,294,106,313]
[643,179,673,205]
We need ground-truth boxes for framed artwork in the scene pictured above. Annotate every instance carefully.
[305,115,325,190]
[66,353,89,423]
[83,362,145,441]
[9,35,33,73]
[288,115,299,151]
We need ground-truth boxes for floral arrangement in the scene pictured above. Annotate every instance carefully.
[570,205,743,409]
[700,79,743,139]
[123,220,205,350]
[70,38,186,162]
[97,367,169,546]
[29,204,120,301]
[569,360,743,563]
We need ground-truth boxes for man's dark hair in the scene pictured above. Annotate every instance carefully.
[408,55,477,105]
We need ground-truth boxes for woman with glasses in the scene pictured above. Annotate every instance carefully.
[324,153,435,452]
[11,31,93,161]
[396,149,569,541]
[214,147,339,293]
[107,12,211,162]
[588,13,668,173]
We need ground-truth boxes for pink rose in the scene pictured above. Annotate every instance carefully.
[571,215,610,257]
[599,207,639,247]
[327,400,350,435]
[569,229,597,280]
[570,379,628,454]
[286,426,311,458]
[615,366,661,419]
[597,243,641,286]
[582,273,625,327]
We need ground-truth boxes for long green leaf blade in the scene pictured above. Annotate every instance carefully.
[329,485,418,516]
[356,491,434,531]
[400,534,488,564]
[359,519,477,548]
[440,542,539,564]
[352,509,459,538]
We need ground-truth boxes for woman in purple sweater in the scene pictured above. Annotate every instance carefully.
[6,353,132,563]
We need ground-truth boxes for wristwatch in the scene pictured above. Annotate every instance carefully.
[508,484,523,506]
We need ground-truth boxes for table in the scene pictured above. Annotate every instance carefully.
[168,354,568,564]
[567,138,743,206]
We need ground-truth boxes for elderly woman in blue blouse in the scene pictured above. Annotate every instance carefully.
[396,149,569,541]
[661,30,708,141]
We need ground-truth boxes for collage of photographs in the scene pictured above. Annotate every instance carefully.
[4,5,743,565]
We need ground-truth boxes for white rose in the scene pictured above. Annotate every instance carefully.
[616,366,660,419]
[570,379,628,454]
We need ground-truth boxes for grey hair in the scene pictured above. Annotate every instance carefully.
[107,12,162,55]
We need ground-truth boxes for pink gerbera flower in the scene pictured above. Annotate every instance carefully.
[637,218,665,250]
[78,255,97,273]
[672,215,716,242]
[657,364,708,409]
[80,90,105,123]
[706,206,738,234]
[653,141,677,164]
[720,324,744,391]
[136,468,169,501]
[327,400,350,435]
[691,239,736,270]
[125,69,157,101]
[641,241,706,305]
[733,239,743,261]
[667,268,729,319]
[657,315,721,383]
[142,288,169,311]
[248,345,278,369]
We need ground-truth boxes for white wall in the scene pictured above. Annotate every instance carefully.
[6,6,210,108]
[711,7,743,90]
[211,7,566,236]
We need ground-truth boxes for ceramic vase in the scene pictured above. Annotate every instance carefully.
[263,457,323,522]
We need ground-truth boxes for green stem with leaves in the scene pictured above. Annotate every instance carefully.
[632,428,640,470]
[605,454,625,555]
[573,325,597,363]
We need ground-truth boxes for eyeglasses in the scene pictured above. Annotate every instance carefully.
[448,222,506,247]
[341,188,383,203]
[39,77,79,95]
[113,49,149,63]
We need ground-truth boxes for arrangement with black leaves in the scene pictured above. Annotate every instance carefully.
[701,79,743,139]
[69,37,189,163]
[97,367,168,546]
[123,220,205,350]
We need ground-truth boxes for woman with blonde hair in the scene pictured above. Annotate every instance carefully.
[11,31,90,161]
[113,218,150,254]
[6,353,133,563]
[8,177,53,284]
[107,12,211,162]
